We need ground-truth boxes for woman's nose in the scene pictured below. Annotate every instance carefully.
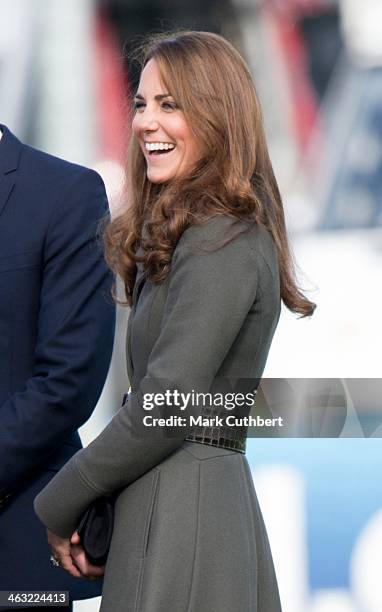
[137,107,159,131]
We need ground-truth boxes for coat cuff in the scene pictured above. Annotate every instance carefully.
[33,455,101,538]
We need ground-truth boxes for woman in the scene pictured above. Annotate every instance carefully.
[34,31,315,611]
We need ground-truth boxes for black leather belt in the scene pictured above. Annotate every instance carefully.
[185,425,247,453]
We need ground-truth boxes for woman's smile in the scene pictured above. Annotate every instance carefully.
[144,142,176,152]
[143,141,177,162]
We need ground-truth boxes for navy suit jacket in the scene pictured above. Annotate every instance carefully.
[0,125,115,599]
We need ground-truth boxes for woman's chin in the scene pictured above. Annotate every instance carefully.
[147,170,173,184]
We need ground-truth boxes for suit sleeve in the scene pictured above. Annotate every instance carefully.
[34,221,258,537]
[0,169,115,493]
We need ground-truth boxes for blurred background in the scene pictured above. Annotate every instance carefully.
[1,1,382,611]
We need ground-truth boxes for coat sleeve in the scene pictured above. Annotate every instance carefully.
[34,219,260,537]
[0,168,115,494]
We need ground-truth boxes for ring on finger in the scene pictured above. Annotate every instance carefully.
[50,554,61,567]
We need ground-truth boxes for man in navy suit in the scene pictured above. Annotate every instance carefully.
[0,125,115,609]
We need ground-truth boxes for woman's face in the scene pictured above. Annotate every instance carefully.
[132,59,203,184]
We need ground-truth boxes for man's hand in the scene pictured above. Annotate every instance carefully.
[70,531,105,579]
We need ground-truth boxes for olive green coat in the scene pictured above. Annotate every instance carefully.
[35,216,282,611]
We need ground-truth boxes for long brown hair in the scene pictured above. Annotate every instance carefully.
[104,30,315,316]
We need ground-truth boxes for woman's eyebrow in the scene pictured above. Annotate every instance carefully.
[134,93,172,100]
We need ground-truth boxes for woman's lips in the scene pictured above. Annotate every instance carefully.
[145,146,177,161]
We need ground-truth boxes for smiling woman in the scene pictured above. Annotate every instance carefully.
[104,32,316,313]
[132,59,202,184]
[34,30,315,612]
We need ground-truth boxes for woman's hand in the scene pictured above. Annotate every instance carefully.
[47,529,82,578]
[47,529,105,579]
[70,531,105,579]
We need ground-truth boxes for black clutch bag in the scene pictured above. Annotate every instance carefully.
[77,496,114,566]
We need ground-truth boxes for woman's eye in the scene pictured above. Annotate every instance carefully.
[162,101,177,110]
[133,101,145,111]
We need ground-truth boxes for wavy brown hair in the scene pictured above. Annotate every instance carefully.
[104,30,315,316]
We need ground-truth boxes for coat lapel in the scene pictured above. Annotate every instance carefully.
[0,174,15,220]
[0,125,23,221]
[132,264,146,306]
[125,255,147,383]
[125,312,134,383]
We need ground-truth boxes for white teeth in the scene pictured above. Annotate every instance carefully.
[145,142,176,151]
